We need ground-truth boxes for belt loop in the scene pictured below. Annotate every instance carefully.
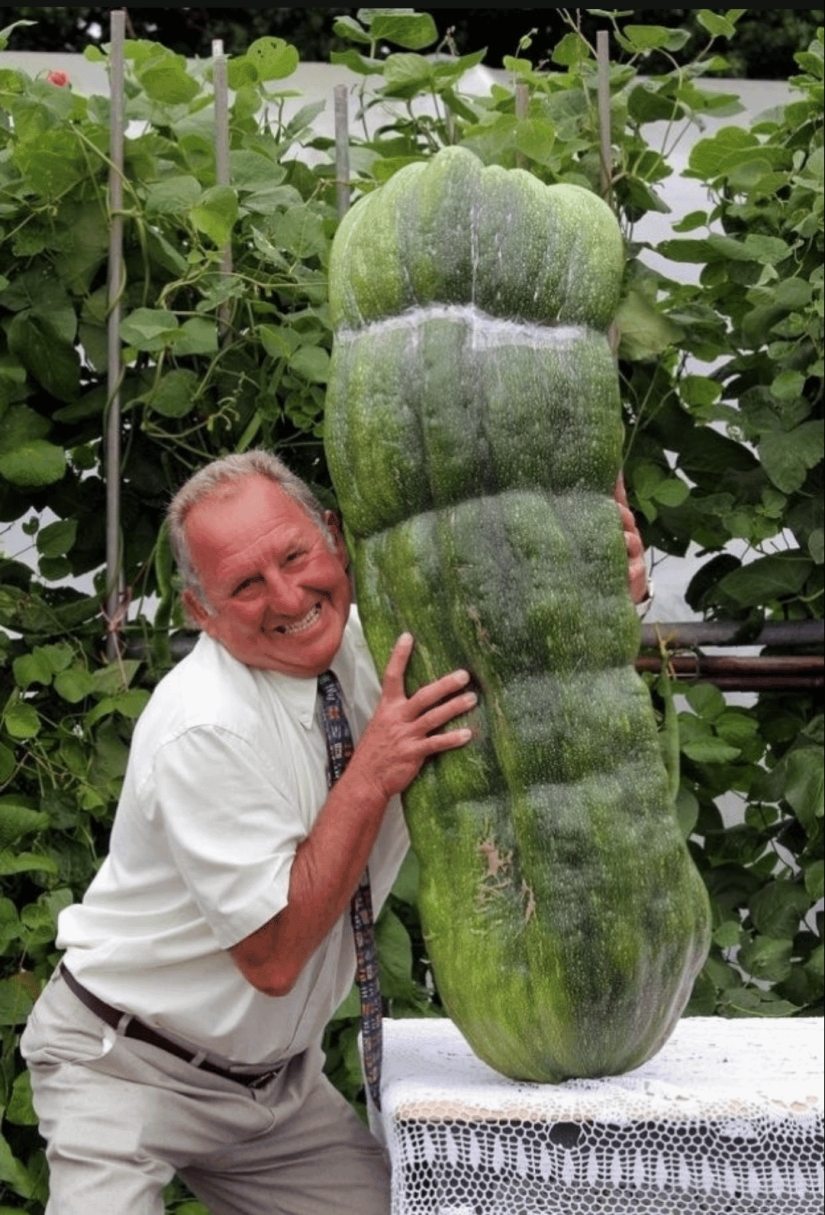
[116,1012,133,1036]
[189,1050,207,1067]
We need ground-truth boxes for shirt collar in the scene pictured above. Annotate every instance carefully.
[256,608,356,731]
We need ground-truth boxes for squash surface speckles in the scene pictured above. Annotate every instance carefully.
[325,146,711,1082]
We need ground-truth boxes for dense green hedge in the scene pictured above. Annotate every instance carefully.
[0,10,821,1211]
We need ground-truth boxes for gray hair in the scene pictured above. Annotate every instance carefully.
[167,450,332,610]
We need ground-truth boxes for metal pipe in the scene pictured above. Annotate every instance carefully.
[641,620,824,650]
[105,9,126,662]
[334,84,351,220]
[212,39,232,343]
[515,82,529,170]
[596,30,612,202]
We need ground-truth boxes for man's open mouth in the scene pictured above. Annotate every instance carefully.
[274,603,322,635]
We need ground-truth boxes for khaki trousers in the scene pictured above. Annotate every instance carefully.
[21,969,390,1215]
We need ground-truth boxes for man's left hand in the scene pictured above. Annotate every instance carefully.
[614,474,649,606]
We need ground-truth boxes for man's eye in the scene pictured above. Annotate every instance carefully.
[285,550,305,563]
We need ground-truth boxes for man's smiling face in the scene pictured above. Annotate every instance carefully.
[182,474,352,678]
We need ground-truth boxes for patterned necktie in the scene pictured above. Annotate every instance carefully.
[317,670,383,1112]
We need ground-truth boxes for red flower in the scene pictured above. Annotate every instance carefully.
[47,70,69,87]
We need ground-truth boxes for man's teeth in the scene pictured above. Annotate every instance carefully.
[277,604,321,635]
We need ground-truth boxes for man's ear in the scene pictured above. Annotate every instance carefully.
[181,587,214,633]
[324,510,349,567]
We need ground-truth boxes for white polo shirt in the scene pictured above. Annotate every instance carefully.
[58,609,410,1065]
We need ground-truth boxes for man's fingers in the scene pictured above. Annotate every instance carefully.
[408,667,471,715]
[422,726,474,754]
[381,632,415,693]
[418,690,477,735]
[614,473,630,509]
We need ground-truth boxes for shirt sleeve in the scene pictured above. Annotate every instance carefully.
[153,726,303,949]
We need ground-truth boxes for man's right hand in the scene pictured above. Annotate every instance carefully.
[350,632,476,802]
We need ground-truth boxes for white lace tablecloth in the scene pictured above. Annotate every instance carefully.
[374,1016,824,1215]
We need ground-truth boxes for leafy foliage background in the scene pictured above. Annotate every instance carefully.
[0,8,822,1212]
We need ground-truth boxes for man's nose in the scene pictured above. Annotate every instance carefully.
[262,568,305,615]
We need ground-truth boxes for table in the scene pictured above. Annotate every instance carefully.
[373,1016,824,1215]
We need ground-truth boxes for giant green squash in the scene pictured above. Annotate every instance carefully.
[325,146,710,1082]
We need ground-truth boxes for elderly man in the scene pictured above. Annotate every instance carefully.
[22,450,648,1215]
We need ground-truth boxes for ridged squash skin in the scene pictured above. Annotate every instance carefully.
[325,147,710,1083]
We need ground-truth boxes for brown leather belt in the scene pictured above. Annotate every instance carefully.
[59,963,281,1089]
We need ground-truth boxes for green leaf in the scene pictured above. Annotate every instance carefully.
[247,36,299,81]
[85,689,151,727]
[0,1129,33,1197]
[229,151,286,188]
[784,748,824,834]
[259,325,301,361]
[0,438,66,487]
[370,11,438,50]
[54,666,95,703]
[391,848,419,905]
[0,744,14,784]
[0,851,58,877]
[681,375,721,409]
[329,49,383,76]
[173,317,218,357]
[712,919,741,949]
[715,553,813,608]
[682,738,741,765]
[145,174,202,214]
[739,936,793,983]
[628,84,684,125]
[289,345,330,384]
[615,290,684,360]
[759,422,825,494]
[139,59,200,105]
[91,660,141,696]
[551,31,590,66]
[12,651,53,690]
[684,682,727,722]
[515,119,555,166]
[0,404,50,455]
[145,369,199,418]
[333,16,372,46]
[36,518,77,559]
[5,1070,38,1127]
[696,10,737,39]
[651,477,689,507]
[382,53,434,96]
[190,185,238,248]
[675,785,699,837]
[622,25,691,52]
[805,859,824,902]
[226,56,258,90]
[0,979,34,1028]
[0,799,49,848]
[749,882,810,939]
[2,702,40,739]
[120,308,179,353]
[375,908,415,999]
[7,313,80,402]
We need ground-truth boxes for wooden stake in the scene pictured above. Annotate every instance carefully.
[212,39,232,342]
[105,8,125,662]
[596,30,612,204]
[515,81,529,170]
[334,85,351,219]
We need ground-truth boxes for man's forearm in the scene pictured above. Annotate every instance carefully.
[229,763,390,997]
